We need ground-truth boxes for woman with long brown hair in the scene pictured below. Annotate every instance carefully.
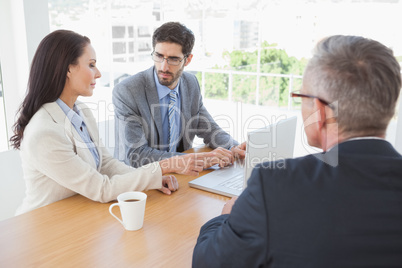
[11,30,179,215]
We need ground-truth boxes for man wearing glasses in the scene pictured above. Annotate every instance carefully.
[113,22,246,175]
[193,35,402,267]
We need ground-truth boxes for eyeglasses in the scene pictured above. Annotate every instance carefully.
[151,52,187,66]
[290,90,330,106]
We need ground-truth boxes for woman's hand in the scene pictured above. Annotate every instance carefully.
[158,175,179,195]
[159,154,204,176]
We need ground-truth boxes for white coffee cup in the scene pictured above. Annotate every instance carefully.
[109,191,147,231]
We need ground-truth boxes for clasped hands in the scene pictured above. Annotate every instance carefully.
[158,142,246,195]
[201,142,247,170]
[161,142,247,176]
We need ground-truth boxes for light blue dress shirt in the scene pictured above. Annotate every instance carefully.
[154,71,181,152]
[56,98,100,168]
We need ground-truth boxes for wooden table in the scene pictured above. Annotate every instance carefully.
[0,147,229,267]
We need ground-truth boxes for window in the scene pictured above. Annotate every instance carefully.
[1,0,399,154]
[112,26,126,39]
[0,62,7,151]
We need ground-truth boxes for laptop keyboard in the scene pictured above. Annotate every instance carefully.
[219,176,244,191]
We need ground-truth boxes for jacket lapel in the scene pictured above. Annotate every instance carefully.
[144,67,164,145]
[75,101,102,169]
[42,102,99,170]
[179,75,191,148]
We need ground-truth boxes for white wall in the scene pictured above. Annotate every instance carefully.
[0,149,25,221]
[23,0,50,64]
[0,0,49,148]
[0,0,29,146]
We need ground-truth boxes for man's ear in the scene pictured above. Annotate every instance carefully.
[184,54,193,66]
[314,98,327,131]
[314,98,333,150]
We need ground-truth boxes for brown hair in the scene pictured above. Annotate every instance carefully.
[152,22,195,56]
[10,30,90,149]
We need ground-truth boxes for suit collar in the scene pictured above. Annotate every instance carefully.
[144,67,163,142]
[42,102,63,122]
[42,100,88,126]
[307,138,399,169]
[42,101,101,169]
[55,98,84,131]
[336,139,400,157]
[179,74,191,125]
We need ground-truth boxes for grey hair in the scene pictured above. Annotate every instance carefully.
[304,35,401,136]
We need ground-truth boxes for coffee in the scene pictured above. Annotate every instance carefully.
[124,199,140,202]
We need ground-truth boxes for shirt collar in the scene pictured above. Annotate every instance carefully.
[154,70,180,100]
[327,136,385,152]
[344,136,385,142]
[55,98,84,129]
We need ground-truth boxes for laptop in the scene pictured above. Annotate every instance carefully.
[188,116,297,197]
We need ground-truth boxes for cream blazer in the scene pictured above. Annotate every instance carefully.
[16,101,162,215]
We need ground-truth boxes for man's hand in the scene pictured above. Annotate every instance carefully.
[231,141,246,160]
[222,196,238,214]
[200,147,234,169]
[158,175,179,195]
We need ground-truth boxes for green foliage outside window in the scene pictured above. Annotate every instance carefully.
[196,41,307,107]
[232,74,256,104]
[204,72,229,100]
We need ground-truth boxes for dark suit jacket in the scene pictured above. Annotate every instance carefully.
[112,67,237,167]
[193,139,402,267]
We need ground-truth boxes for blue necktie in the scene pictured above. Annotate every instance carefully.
[168,91,178,152]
